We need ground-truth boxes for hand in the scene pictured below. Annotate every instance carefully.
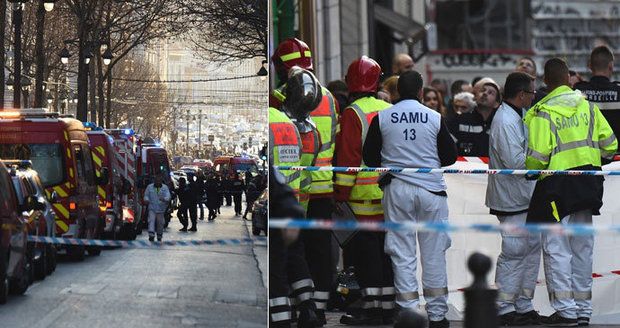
[282,228,300,246]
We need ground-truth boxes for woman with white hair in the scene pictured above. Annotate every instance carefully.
[452,91,476,115]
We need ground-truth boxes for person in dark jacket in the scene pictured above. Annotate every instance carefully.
[243,173,266,220]
[176,177,191,231]
[186,176,200,231]
[223,174,233,206]
[195,171,206,220]
[206,174,221,221]
[230,173,246,216]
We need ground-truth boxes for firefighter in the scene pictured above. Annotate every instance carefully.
[271,37,340,318]
[268,67,324,327]
[525,58,618,326]
[334,56,395,325]
[143,174,171,242]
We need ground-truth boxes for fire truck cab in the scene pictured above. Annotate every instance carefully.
[0,109,108,261]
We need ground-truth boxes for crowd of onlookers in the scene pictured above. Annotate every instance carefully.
[325,51,613,159]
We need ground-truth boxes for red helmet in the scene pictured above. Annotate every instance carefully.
[346,56,382,93]
[272,38,314,74]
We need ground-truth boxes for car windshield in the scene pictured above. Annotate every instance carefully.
[0,144,64,187]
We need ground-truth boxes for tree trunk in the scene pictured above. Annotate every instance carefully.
[89,54,96,123]
[0,0,6,107]
[34,0,45,108]
[105,68,112,128]
[97,56,105,127]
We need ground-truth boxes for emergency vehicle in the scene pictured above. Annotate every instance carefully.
[0,160,34,303]
[213,155,259,176]
[105,128,139,240]
[0,109,108,261]
[85,124,125,240]
[135,140,174,229]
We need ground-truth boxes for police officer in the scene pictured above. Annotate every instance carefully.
[334,56,395,325]
[176,177,191,231]
[268,67,323,328]
[485,72,543,325]
[271,38,339,319]
[230,173,245,216]
[205,173,220,221]
[525,58,618,326]
[575,45,620,139]
[363,70,457,328]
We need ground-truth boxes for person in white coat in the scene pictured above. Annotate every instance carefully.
[485,71,543,325]
[144,174,171,242]
[363,71,457,328]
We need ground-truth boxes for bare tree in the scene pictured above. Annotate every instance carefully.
[181,0,267,62]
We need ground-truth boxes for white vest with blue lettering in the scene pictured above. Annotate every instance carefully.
[378,99,447,192]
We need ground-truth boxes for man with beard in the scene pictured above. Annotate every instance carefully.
[450,78,501,156]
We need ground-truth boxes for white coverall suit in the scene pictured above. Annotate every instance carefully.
[486,102,541,315]
[366,99,456,322]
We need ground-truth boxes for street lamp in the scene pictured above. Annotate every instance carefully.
[59,47,70,65]
[102,48,113,66]
[6,75,14,91]
[44,0,56,12]
[257,60,268,80]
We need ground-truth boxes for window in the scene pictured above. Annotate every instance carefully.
[74,144,95,186]
[0,144,65,187]
[435,0,530,50]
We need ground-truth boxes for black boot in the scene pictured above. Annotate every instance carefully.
[297,301,320,328]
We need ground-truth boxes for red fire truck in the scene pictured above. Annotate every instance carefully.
[0,109,107,261]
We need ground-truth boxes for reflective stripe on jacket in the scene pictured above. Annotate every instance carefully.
[524,86,618,222]
[269,107,302,200]
[334,97,391,217]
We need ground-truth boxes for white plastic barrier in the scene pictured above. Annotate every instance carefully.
[442,160,620,324]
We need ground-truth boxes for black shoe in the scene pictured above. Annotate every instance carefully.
[297,306,320,328]
[541,312,577,326]
[499,311,531,326]
[577,317,590,326]
[157,237,162,242]
[429,318,450,328]
[521,310,545,325]
[148,236,154,242]
[315,310,327,326]
[189,227,197,232]
[179,227,187,232]
[382,309,396,325]
[199,217,204,221]
[339,313,383,326]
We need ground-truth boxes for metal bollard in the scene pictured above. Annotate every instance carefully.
[464,252,498,328]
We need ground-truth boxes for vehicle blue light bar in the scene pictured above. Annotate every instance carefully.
[123,128,135,136]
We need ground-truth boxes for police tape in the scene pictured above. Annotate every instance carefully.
[276,165,620,176]
[269,219,620,236]
[27,235,267,248]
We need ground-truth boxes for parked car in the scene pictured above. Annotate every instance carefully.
[251,189,268,236]
[0,161,35,304]
[4,160,56,280]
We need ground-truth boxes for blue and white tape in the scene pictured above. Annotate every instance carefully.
[269,219,620,236]
[27,235,267,248]
[276,165,620,176]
